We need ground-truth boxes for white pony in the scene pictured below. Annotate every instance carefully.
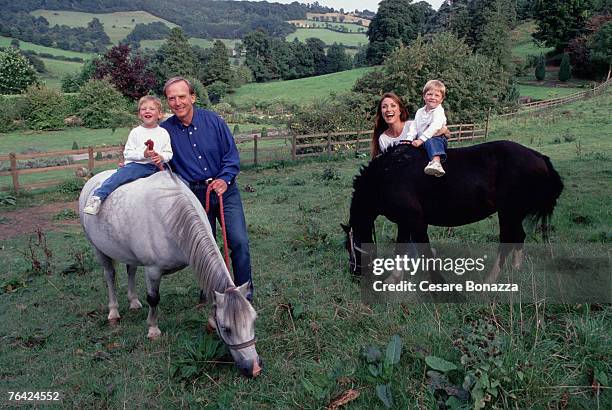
[79,170,261,377]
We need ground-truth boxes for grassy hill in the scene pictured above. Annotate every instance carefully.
[289,20,367,33]
[228,67,374,108]
[0,36,91,60]
[511,21,554,64]
[30,9,177,44]
[286,28,367,47]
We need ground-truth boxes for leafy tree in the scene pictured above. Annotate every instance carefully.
[533,0,592,51]
[354,33,518,122]
[0,47,37,94]
[156,28,198,80]
[535,54,546,80]
[74,79,134,129]
[23,84,67,130]
[475,0,513,70]
[244,30,278,82]
[559,53,572,81]
[202,41,232,86]
[306,37,329,76]
[95,45,157,100]
[326,43,353,73]
[61,59,97,93]
[207,81,229,104]
[588,21,612,77]
[366,0,435,65]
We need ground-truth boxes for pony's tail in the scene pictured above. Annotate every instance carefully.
[532,155,564,239]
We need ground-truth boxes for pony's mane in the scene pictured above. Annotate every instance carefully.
[166,192,233,299]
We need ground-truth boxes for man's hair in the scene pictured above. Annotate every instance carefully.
[163,76,195,96]
[137,95,163,113]
[423,80,446,99]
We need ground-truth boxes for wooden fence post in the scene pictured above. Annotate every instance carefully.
[88,146,94,170]
[253,134,258,166]
[9,153,19,191]
[291,134,296,160]
[484,108,491,140]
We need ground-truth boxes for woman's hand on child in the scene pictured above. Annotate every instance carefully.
[412,139,424,147]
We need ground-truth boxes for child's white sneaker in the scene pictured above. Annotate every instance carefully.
[424,161,445,177]
[83,196,102,215]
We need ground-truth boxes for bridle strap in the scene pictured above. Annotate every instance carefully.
[213,290,257,350]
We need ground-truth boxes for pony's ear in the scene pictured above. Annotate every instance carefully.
[340,223,350,233]
[214,291,225,305]
[237,282,250,298]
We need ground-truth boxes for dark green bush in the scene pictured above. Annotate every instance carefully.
[535,54,546,81]
[75,79,135,129]
[559,53,572,82]
[23,85,67,130]
[0,95,22,132]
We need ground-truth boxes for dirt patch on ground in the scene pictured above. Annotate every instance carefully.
[0,201,80,240]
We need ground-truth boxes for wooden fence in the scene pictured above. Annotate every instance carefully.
[0,121,487,191]
[497,76,612,118]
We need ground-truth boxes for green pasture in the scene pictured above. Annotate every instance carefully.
[0,90,611,408]
[140,38,241,51]
[286,28,367,47]
[30,9,177,44]
[228,67,374,108]
[289,20,367,33]
[510,21,554,63]
[38,57,85,90]
[517,84,585,100]
[0,36,92,60]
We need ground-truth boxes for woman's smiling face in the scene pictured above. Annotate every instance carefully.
[381,97,401,126]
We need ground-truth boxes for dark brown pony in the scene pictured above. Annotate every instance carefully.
[343,140,564,281]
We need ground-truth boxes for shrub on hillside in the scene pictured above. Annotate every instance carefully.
[208,81,229,104]
[535,54,546,81]
[0,96,22,132]
[23,85,68,130]
[74,79,135,129]
[0,47,38,94]
[288,92,377,134]
[186,77,210,108]
[559,53,572,82]
[353,33,517,122]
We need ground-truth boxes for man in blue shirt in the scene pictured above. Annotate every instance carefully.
[161,77,252,300]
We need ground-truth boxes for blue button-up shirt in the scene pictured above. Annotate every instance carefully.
[161,108,240,184]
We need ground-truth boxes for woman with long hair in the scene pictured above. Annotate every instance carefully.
[370,92,411,158]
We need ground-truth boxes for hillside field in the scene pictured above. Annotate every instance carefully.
[0,90,610,408]
[0,36,91,60]
[286,28,367,47]
[510,21,554,63]
[30,9,177,44]
[228,67,374,107]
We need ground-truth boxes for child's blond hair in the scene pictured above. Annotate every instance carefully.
[423,80,446,99]
[137,95,163,113]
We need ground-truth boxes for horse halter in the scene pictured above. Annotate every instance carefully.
[213,288,257,350]
[348,227,369,272]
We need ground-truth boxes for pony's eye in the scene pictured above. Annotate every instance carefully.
[221,326,231,334]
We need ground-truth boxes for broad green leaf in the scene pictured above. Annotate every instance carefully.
[368,363,380,377]
[375,383,393,408]
[384,335,402,366]
[425,356,458,373]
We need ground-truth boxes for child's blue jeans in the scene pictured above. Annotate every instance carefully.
[423,136,447,162]
[94,162,159,201]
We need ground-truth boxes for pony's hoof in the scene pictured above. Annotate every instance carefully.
[129,299,143,310]
[109,318,120,326]
[147,327,161,340]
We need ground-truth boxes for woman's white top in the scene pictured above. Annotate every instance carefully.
[378,121,412,153]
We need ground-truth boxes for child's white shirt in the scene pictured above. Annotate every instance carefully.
[378,121,412,153]
[407,105,447,142]
[123,125,173,164]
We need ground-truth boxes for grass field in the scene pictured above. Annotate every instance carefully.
[30,9,177,44]
[140,38,241,51]
[510,21,554,63]
[228,67,374,108]
[0,36,91,60]
[286,28,368,47]
[0,90,610,408]
[517,84,585,100]
[38,57,85,90]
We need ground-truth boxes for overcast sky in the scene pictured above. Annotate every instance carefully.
[267,0,445,12]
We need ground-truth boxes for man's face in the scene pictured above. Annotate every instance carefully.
[165,81,196,124]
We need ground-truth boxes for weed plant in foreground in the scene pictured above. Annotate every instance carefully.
[0,92,610,408]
